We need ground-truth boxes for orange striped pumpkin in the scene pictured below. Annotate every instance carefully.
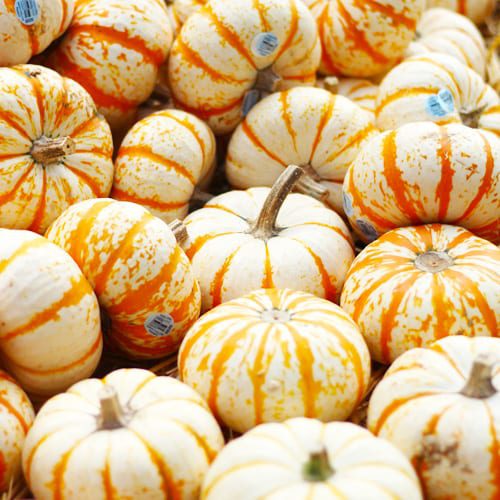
[407,8,487,77]
[112,109,216,224]
[179,288,371,433]
[23,368,224,500]
[337,78,378,122]
[0,371,34,493]
[0,64,114,234]
[45,199,201,359]
[49,0,173,130]
[368,336,500,499]
[167,0,321,134]
[341,224,499,364]
[304,0,424,77]
[0,229,102,397]
[425,0,495,24]
[169,0,206,30]
[0,0,74,66]
[342,122,500,244]
[183,166,354,311]
[226,87,377,215]
[376,53,500,135]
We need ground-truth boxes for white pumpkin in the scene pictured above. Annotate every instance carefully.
[202,417,423,499]
[425,0,495,24]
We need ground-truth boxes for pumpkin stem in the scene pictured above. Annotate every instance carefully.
[303,448,334,482]
[169,219,189,244]
[31,136,75,165]
[322,76,339,94]
[296,164,329,202]
[99,385,128,429]
[414,251,454,273]
[253,66,282,93]
[251,165,303,239]
[460,104,488,128]
[461,353,498,399]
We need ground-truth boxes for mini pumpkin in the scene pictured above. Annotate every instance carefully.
[0,64,114,234]
[341,224,499,364]
[45,199,201,359]
[168,0,206,29]
[225,87,377,215]
[112,109,216,224]
[23,368,224,500]
[376,53,500,134]
[202,417,423,499]
[407,8,487,77]
[0,229,102,397]
[304,0,424,77]
[342,122,499,244]
[368,336,500,499]
[336,78,378,122]
[183,165,354,311]
[48,0,173,129]
[425,0,495,24]
[0,371,34,493]
[0,0,74,66]
[167,0,321,134]
[179,288,371,433]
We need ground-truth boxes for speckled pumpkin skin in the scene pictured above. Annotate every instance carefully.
[425,0,495,24]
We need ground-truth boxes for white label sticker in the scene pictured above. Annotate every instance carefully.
[15,0,39,25]
[426,88,454,118]
[251,32,279,57]
[145,313,174,337]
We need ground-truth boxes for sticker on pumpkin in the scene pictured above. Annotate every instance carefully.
[15,0,40,25]
[145,313,174,337]
[251,33,279,57]
[426,88,454,117]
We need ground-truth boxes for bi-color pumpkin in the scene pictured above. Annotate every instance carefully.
[226,87,377,215]
[0,230,102,397]
[23,368,224,500]
[368,336,500,499]
[341,224,499,364]
[45,199,201,359]
[0,64,114,234]
[167,0,321,134]
[342,122,499,244]
[179,288,371,433]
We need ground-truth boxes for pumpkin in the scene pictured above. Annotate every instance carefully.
[0,229,102,397]
[0,371,34,493]
[202,417,423,499]
[183,165,354,311]
[304,0,425,77]
[336,77,378,122]
[166,0,321,135]
[376,53,500,134]
[48,0,173,130]
[112,109,216,224]
[342,122,500,244]
[168,0,206,30]
[407,8,487,77]
[179,288,371,433]
[425,0,495,25]
[45,198,201,359]
[225,87,377,215]
[23,368,224,500]
[368,336,500,499]
[0,64,114,234]
[341,224,499,364]
[0,0,74,66]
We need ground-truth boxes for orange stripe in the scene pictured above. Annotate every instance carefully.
[111,187,186,211]
[0,396,29,433]
[70,115,101,138]
[376,87,439,114]
[253,0,271,31]
[353,0,416,30]
[65,165,103,197]
[169,419,219,461]
[430,273,457,343]
[297,222,353,250]
[59,0,70,34]
[430,342,464,377]
[485,403,500,499]
[325,122,375,163]
[275,0,298,59]
[210,245,242,307]
[310,97,335,162]
[413,57,461,95]
[0,109,31,140]
[102,443,116,500]
[248,325,271,424]
[0,161,34,207]
[53,438,87,500]
[241,120,285,165]
[279,91,297,152]
[317,7,342,75]
[14,67,45,129]
[184,232,234,260]
[380,229,422,254]
[261,244,274,288]
[27,168,47,233]
[24,433,51,483]
[457,0,466,15]
[435,127,455,220]
[173,93,244,119]
[0,237,47,275]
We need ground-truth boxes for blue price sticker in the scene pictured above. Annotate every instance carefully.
[251,32,279,57]
[15,0,40,25]
[426,88,455,118]
[145,313,174,337]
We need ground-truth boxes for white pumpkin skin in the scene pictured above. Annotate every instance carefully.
[179,288,371,433]
[226,87,377,215]
[407,8,487,77]
[368,336,500,500]
[202,417,423,500]
[0,230,102,398]
[425,0,495,24]
[112,109,216,224]
[0,0,74,66]
[0,371,34,493]
[23,368,224,500]
[376,53,500,135]
[343,122,500,244]
[0,64,114,234]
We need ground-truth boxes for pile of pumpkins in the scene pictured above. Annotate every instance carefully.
[0,0,498,498]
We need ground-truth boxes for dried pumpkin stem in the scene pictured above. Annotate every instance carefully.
[31,136,75,165]
[322,76,339,94]
[303,448,334,482]
[461,353,498,399]
[99,385,127,429]
[414,251,454,273]
[460,104,488,129]
[251,165,303,239]
[169,219,189,244]
[253,66,282,93]
[295,164,329,202]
